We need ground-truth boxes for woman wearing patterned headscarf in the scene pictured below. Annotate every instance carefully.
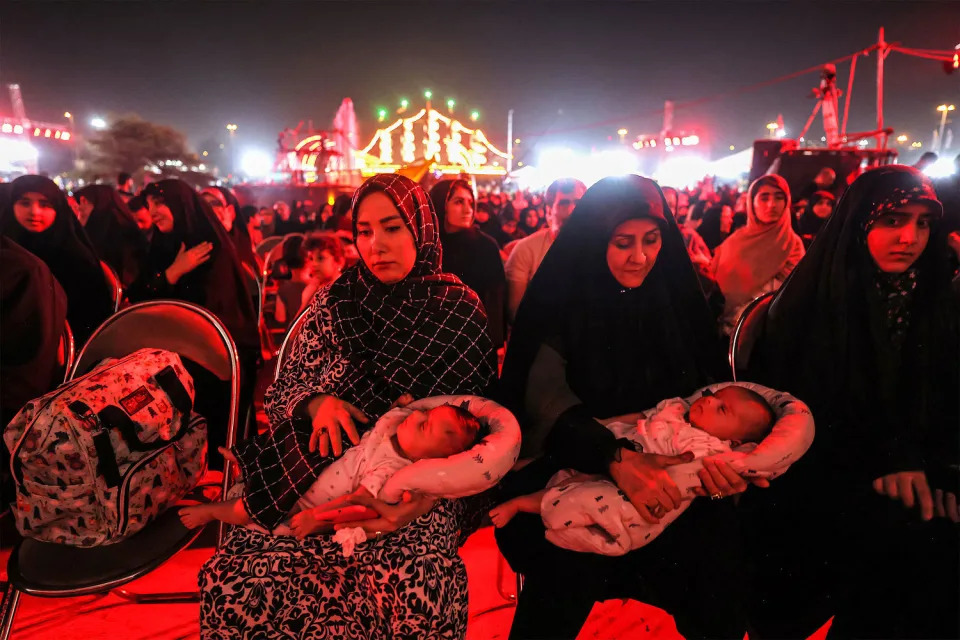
[74,184,149,288]
[0,175,113,343]
[742,166,958,639]
[708,174,805,335]
[200,174,496,639]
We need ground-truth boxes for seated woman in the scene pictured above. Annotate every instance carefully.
[199,174,497,639]
[430,179,507,347]
[0,175,113,343]
[743,166,959,639]
[796,189,835,248]
[709,175,805,335]
[131,179,259,463]
[75,184,149,288]
[201,185,259,274]
[495,175,756,639]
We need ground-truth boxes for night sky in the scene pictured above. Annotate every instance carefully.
[3,1,958,166]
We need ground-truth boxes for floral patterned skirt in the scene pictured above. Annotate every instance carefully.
[199,502,469,640]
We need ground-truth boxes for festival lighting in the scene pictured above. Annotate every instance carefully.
[470,111,479,122]
[424,90,433,100]
[0,137,39,166]
[240,148,273,178]
[377,108,388,122]
[90,116,107,130]
[654,155,711,189]
[226,123,238,132]
[400,99,409,109]
[911,141,923,148]
[446,98,455,111]
[63,112,72,119]
[924,157,957,179]
[896,134,909,143]
[352,98,509,177]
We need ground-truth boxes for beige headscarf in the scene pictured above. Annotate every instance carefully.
[710,174,805,310]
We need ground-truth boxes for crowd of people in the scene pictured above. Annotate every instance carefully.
[1,153,959,639]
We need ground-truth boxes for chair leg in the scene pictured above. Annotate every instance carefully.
[471,554,519,620]
[0,583,21,640]
[111,587,200,604]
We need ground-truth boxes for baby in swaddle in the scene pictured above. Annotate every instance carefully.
[180,402,484,538]
[490,384,777,555]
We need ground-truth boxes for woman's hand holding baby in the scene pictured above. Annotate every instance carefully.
[691,458,768,500]
[306,394,369,456]
[334,489,438,541]
[610,449,693,524]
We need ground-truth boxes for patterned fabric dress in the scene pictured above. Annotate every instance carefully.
[199,174,496,639]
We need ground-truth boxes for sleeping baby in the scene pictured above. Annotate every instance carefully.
[180,402,487,538]
[489,383,805,556]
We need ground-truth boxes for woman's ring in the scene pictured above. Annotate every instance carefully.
[710,492,723,500]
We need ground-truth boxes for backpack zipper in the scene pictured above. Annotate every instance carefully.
[114,413,200,536]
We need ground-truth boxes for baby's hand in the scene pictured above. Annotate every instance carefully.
[488,505,514,528]
[289,509,322,539]
[389,394,415,410]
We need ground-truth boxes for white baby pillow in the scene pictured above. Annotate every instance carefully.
[665,381,815,496]
[377,395,522,504]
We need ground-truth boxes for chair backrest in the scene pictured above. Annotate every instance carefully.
[274,305,312,381]
[57,320,75,385]
[729,291,776,381]
[72,300,239,384]
[254,235,284,260]
[70,300,242,547]
[240,262,263,322]
[261,233,305,282]
[100,261,123,313]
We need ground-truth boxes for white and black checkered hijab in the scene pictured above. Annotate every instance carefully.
[326,174,496,405]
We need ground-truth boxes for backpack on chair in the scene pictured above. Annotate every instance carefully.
[4,348,208,547]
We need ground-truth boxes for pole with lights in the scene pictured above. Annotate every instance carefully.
[226,123,238,177]
[936,104,955,152]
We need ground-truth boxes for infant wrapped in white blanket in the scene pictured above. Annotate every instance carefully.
[490,382,813,555]
[181,395,521,554]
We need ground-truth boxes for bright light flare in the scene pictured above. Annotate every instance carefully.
[654,155,711,189]
[240,149,273,178]
[90,117,107,130]
[923,157,957,179]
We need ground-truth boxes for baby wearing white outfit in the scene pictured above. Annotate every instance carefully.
[491,383,813,555]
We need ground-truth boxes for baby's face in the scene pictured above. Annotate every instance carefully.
[396,406,473,461]
[688,387,765,443]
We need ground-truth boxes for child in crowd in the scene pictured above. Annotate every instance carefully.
[180,402,484,537]
[490,384,778,555]
[273,233,345,328]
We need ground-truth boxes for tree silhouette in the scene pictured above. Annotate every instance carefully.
[79,115,213,187]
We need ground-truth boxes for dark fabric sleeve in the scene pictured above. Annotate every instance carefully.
[522,343,618,472]
[125,267,176,303]
[481,241,507,348]
[0,239,67,426]
[451,491,497,548]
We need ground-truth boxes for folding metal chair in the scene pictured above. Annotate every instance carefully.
[254,235,284,261]
[100,260,123,313]
[0,300,241,640]
[729,291,776,381]
[56,320,75,385]
[273,305,311,381]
